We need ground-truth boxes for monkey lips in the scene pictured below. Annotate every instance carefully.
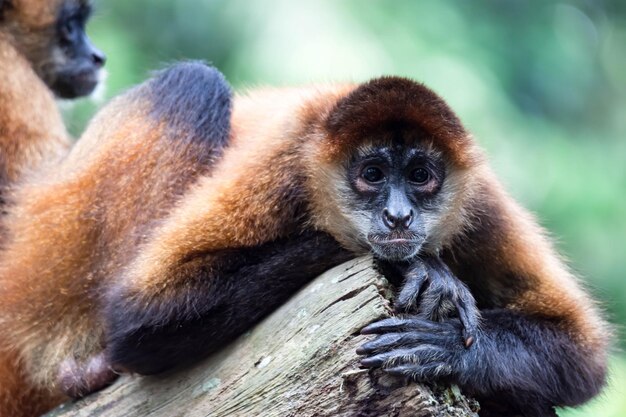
[367,232,425,261]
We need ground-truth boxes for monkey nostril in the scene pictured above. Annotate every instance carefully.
[403,209,414,228]
[383,208,413,230]
[382,208,397,230]
[91,51,106,67]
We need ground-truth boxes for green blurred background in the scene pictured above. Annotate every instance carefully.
[65,1,625,415]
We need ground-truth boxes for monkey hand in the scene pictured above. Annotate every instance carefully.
[394,256,480,348]
[357,316,478,381]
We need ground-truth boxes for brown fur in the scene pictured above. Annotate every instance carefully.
[0,0,102,199]
[4,0,68,26]
[445,166,609,351]
[323,77,477,167]
[0,33,69,196]
[0,349,60,417]
[0,75,609,416]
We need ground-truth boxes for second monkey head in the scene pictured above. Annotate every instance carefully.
[0,0,105,98]
[306,77,484,262]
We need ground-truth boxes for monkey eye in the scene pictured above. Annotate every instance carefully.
[361,166,385,183]
[60,21,76,41]
[409,168,430,185]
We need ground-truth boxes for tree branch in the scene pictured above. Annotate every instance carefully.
[46,257,478,417]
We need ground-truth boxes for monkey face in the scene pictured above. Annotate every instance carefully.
[345,135,447,261]
[46,1,105,98]
[2,0,105,98]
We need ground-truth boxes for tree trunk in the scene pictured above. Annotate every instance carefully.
[46,257,479,417]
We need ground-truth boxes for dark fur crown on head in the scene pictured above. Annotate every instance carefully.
[324,76,475,167]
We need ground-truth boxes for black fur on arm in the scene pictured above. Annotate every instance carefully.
[104,231,352,375]
[357,280,606,417]
[359,305,607,417]
[462,310,608,416]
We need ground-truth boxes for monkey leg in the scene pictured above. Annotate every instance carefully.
[142,60,232,155]
[105,231,352,375]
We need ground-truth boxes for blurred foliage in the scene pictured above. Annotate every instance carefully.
[63,1,625,415]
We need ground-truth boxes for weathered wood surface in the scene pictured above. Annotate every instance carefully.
[46,257,478,417]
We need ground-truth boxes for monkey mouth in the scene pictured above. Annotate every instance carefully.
[374,238,420,244]
[52,69,101,99]
[367,233,425,261]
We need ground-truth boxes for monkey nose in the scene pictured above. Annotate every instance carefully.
[382,208,414,230]
[92,50,106,67]
[84,35,107,67]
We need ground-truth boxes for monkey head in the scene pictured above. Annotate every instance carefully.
[0,0,105,98]
[306,77,484,261]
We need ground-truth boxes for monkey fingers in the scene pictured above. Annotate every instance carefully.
[356,328,457,355]
[417,257,480,347]
[57,352,119,399]
[385,363,454,380]
[393,261,429,313]
[361,316,456,335]
[358,317,466,380]
[359,345,449,368]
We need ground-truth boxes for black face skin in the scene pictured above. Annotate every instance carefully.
[348,140,446,262]
[47,1,105,98]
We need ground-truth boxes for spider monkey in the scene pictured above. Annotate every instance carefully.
[0,61,231,417]
[0,66,609,417]
[0,0,105,200]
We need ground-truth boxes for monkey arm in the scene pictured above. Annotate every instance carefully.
[358,310,606,417]
[100,86,339,375]
[105,231,351,375]
[361,252,608,416]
